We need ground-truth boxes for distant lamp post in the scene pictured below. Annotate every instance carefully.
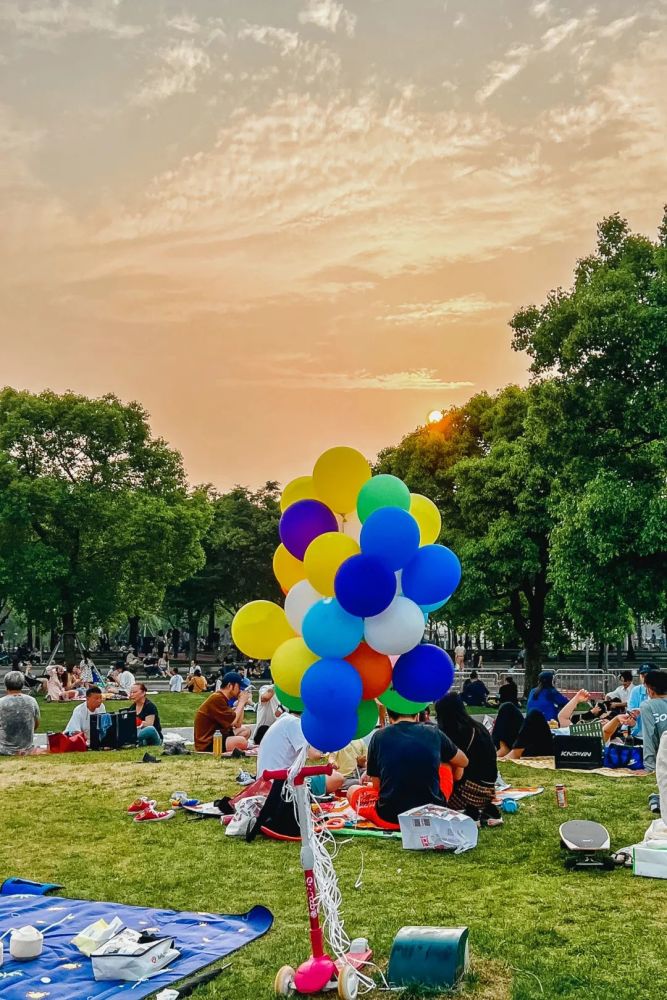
[427,409,443,425]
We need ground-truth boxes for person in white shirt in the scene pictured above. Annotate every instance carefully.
[168,668,183,693]
[253,684,281,744]
[119,668,135,697]
[257,712,343,794]
[79,652,95,686]
[64,686,105,741]
[606,670,634,706]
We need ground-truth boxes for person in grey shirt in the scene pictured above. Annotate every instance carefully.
[639,670,667,773]
[0,671,40,755]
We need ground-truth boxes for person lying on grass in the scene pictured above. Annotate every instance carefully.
[347,707,468,828]
[128,683,163,747]
[64,685,105,742]
[257,709,344,795]
[193,671,251,753]
[493,704,555,760]
[557,688,634,742]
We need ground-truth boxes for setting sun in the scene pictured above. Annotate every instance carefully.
[427,410,443,424]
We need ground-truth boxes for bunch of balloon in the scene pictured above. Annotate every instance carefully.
[231,446,463,753]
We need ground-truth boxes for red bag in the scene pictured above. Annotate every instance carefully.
[47,731,88,754]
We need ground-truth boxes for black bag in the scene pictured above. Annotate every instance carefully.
[90,709,138,751]
[246,779,300,841]
[554,734,603,770]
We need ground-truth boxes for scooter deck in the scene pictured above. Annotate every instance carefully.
[335,948,372,972]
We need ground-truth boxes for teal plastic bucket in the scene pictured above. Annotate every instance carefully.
[387,925,469,990]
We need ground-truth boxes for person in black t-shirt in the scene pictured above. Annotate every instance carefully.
[364,709,468,825]
[493,703,554,759]
[129,683,163,746]
[460,672,490,707]
[435,693,500,825]
[497,676,520,706]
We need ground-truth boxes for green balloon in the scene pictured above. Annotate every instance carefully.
[275,685,304,712]
[357,474,411,523]
[378,687,428,715]
[355,699,379,739]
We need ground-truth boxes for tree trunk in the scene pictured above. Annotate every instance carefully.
[128,616,140,651]
[62,611,76,666]
[187,611,199,660]
[26,622,33,649]
[626,633,635,661]
[615,643,624,669]
[207,605,216,649]
[524,638,543,694]
[508,568,549,695]
[635,615,643,649]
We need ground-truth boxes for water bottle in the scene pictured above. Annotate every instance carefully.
[212,730,223,758]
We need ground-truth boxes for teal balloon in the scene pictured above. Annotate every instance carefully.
[378,687,428,714]
[357,475,411,523]
[275,685,304,712]
[355,699,379,738]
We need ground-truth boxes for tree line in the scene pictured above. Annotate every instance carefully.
[0,210,665,685]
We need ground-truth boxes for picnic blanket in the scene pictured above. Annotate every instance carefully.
[493,785,544,803]
[509,755,647,778]
[0,891,272,1000]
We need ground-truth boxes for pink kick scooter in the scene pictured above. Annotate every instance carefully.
[263,764,371,1000]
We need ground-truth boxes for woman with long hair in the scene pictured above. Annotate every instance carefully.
[526,670,568,722]
[434,693,501,826]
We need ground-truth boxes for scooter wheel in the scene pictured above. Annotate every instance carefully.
[274,965,295,995]
[337,965,359,1000]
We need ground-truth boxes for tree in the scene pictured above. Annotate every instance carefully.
[511,209,667,636]
[164,483,282,659]
[0,390,209,663]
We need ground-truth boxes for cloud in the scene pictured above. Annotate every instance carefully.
[380,295,507,325]
[166,14,200,35]
[298,0,356,37]
[541,17,580,52]
[0,1,143,42]
[475,45,532,102]
[238,23,300,55]
[217,368,474,391]
[133,41,211,107]
[598,15,640,40]
[530,1,551,18]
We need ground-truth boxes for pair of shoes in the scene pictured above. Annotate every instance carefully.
[162,744,190,756]
[649,793,661,815]
[138,752,161,764]
[236,770,255,786]
[127,797,156,814]
[133,806,175,823]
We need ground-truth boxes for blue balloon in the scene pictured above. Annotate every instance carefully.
[419,597,450,614]
[300,658,363,717]
[334,553,396,618]
[401,545,462,606]
[301,708,358,754]
[302,598,364,659]
[392,644,455,703]
[360,507,420,572]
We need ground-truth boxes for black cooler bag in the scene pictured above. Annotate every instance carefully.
[90,709,138,750]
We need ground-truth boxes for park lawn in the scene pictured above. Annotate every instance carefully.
[35,693,211,732]
[0,752,663,1000]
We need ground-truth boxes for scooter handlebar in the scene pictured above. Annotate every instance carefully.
[262,763,333,786]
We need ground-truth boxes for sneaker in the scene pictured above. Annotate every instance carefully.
[649,793,661,815]
[127,797,156,814]
[236,770,255,786]
[139,752,161,764]
[482,816,504,828]
[133,807,175,823]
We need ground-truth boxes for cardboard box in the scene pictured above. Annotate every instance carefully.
[632,844,667,880]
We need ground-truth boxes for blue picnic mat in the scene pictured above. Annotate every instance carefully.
[0,892,272,999]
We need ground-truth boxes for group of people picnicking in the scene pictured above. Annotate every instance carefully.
[2,658,667,828]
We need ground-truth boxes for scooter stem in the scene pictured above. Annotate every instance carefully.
[295,782,325,959]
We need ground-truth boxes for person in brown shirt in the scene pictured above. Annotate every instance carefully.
[194,672,251,752]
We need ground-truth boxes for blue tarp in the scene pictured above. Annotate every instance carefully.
[0,892,273,999]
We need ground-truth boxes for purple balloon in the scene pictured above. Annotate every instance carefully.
[279,499,338,560]
[392,644,455,703]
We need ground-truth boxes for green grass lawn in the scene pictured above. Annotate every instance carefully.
[0,750,662,1000]
[36,692,209,732]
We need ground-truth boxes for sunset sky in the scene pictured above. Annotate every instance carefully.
[1,0,665,489]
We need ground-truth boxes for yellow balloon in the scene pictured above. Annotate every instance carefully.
[409,493,442,545]
[271,637,318,697]
[280,475,317,513]
[312,446,371,515]
[273,544,306,592]
[304,531,360,596]
[232,601,295,660]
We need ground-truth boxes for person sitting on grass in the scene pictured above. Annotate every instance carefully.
[493,703,555,760]
[627,663,654,739]
[526,670,568,722]
[498,675,520,706]
[0,671,41,756]
[193,672,251,753]
[606,670,635,707]
[64,685,105,742]
[118,664,136,698]
[639,670,667,774]
[329,738,368,787]
[168,666,183,692]
[253,682,281,745]
[45,664,77,702]
[435,693,502,826]
[128,683,163,746]
[257,709,344,795]
[349,707,468,828]
[185,666,208,694]
[460,671,490,707]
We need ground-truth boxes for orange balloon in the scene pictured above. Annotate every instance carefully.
[347,642,393,700]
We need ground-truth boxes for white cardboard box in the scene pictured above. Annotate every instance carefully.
[632,844,667,880]
[398,805,478,853]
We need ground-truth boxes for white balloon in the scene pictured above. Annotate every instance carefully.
[395,569,403,595]
[341,511,362,543]
[364,596,426,655]
[284,579,322,633]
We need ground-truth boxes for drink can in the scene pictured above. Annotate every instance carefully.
[555,784,567,808]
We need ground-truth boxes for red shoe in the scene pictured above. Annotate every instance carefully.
[127,797,156,814]
[133,806,175,823]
